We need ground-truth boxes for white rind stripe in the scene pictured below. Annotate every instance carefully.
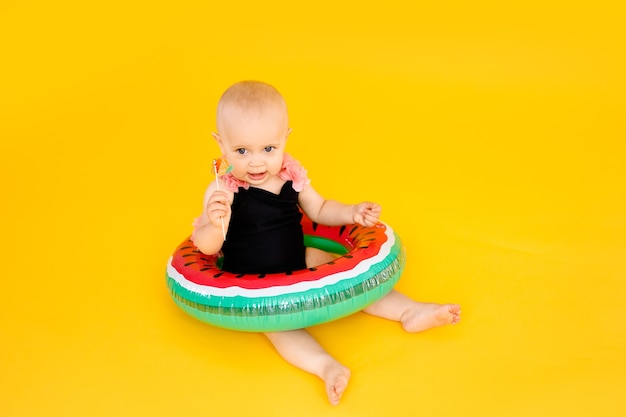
[167,224,396,298]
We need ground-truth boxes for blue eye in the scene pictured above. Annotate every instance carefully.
[236,148,247,155]
[264,146,274,152]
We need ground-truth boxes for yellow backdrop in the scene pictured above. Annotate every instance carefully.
[2,1,625,416]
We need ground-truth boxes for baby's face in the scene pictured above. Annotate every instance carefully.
[217,105,290,188]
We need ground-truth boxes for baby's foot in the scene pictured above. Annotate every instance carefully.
[401,302,461,333]
[323,362,351,406]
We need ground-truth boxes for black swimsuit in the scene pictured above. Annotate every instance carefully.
[220,181,306,274]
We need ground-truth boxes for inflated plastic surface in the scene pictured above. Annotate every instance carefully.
[166,217,405,331]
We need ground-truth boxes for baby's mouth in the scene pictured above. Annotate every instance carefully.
[248,172,266,181]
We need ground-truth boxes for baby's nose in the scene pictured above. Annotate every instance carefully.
[249,154,266,166]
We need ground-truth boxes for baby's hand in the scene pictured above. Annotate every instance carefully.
[353,202,381,227]
[206,190,231,228]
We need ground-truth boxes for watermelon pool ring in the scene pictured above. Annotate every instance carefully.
[166,215,406,332]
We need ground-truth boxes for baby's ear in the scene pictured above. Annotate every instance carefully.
[212,132,224,151]
[286,128,293,138]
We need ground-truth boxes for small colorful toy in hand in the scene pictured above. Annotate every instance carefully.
[213,157,233,240]
[213,157,232,177]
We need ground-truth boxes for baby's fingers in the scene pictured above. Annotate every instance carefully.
[208,190,229,204]
[364,203,381,216]
[361,215,378,227]
[207,202,228,218]
[362,205,381,226]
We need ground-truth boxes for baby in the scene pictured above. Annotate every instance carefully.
[191,80,461,405]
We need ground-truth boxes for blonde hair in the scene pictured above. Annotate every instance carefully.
[216,81,288,133]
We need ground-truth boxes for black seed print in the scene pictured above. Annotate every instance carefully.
[213,273,224,278]
[184,261,197,267]
[339,225,346,236]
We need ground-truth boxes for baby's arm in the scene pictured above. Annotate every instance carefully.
[298,184,381,227]
[191,180,233,255]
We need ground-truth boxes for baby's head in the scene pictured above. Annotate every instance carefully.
[216,81,289,135]
[213,81,291,185]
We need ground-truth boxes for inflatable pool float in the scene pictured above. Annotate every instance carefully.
[166,215,405,332]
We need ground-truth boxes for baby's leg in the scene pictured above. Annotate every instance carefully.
[264,330,350,406]
[305,247,337,267]
[363,290,461,333]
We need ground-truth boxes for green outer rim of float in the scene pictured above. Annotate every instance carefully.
[166,232,405,332]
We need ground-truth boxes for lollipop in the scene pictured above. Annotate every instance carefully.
[213,157,232,240]
[214,157,233,176]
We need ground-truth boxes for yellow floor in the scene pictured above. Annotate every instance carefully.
[2,2,625,416]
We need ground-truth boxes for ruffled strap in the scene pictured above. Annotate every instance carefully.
[278,153,310,192]
[222,174,249,192]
